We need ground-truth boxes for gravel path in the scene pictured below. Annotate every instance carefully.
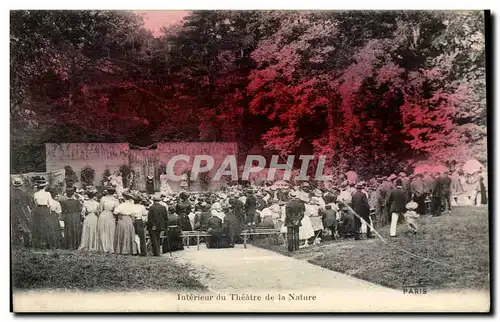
[172,243,394,293]
[13,245,489,312]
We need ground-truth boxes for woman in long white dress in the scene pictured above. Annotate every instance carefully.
[79,191,100,251]
[307,199,324,235]
[97,186,119,253]
[298,196,314,243]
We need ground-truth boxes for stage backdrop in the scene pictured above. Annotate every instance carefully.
[45,142,238,192]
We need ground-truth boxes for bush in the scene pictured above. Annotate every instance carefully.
[80,165,95,186]
[102,168,111,186]
[64,165,78,188]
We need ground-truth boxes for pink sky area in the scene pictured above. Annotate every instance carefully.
[134,10,190,36]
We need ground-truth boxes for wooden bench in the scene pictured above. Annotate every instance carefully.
[146,230,211,251]
[147,229,284,250]
[240,228,284,249]
[180,231,211,250]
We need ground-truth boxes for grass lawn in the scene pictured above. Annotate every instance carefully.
[254,206,490,291]
[11,249,206,291]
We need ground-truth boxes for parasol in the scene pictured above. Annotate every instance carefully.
[462,159,483,174]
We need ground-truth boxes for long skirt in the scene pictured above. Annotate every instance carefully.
[79,213,99,251]
[47,213,62,249]
[64,212,82,250]
[32,206,51,249]
[98,210,116,253]
[180,216,192,231]
[163,226,184,252]
[309,215,324,232]
[114,216,135,255]
[299,215,315,240]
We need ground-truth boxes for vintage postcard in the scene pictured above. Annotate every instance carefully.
[10,9,490,312]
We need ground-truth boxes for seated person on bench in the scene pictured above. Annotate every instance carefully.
[206,204,231,248]
[163,211,184,252]
[258,202,281,229]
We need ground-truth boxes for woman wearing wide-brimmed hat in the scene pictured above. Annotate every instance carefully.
[176,192,192,231]
[97,185,119,253]
[32,178,51,249]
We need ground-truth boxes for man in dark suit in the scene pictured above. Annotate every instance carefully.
[223,205,238,247]
[438,172,452,213]
[351,183,372,240]
[285,190,305,252]
[387,179,408,237]
[147,195,167,256]
[431,173,442,217]
[244,189,257,230]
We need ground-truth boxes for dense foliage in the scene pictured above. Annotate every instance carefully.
[10,10,487,176]
[80,165,95,186]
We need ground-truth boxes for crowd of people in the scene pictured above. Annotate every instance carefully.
[10,167,488,255]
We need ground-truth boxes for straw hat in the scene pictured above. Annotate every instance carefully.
[12,178,23,187]
[406,201,418,210]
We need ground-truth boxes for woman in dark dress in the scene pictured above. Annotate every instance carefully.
[206,212,224,248]
[229,197,245,243]
[61,188,83,249]
[146,175,155,195]
[163,212,184,252]
[176,192,192,231]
